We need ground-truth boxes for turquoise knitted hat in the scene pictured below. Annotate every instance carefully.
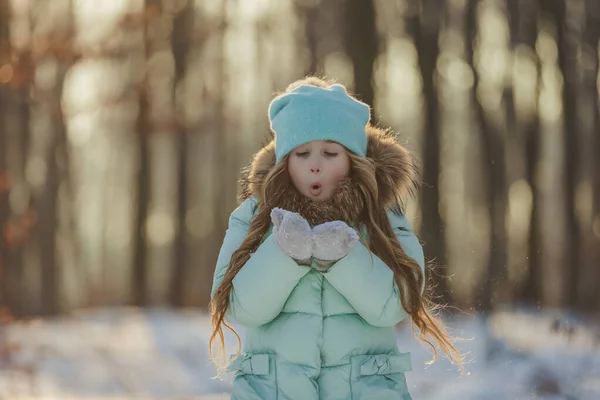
[268,84,371,163]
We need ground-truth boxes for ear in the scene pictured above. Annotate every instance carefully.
[270,207,284,228]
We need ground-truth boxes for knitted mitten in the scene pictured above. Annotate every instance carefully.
[270,207,313,262]
[311,221,359,263]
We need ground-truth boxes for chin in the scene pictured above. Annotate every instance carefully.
[312,193,332,202]
[306,193,321,201]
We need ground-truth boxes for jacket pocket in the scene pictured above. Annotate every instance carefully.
[228,353,277,400]
[349,353,412,400]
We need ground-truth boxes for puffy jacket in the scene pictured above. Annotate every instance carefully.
[211,125,424,399]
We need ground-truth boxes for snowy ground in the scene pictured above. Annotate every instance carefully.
[0,307,599,399]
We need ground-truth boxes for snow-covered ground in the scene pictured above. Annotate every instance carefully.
[0,307,598,399]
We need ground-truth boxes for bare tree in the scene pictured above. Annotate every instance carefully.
[514,0,543,305]
[170,0,194,307]
[205,0,230,308]
[0,3,34,315]
[581,0,600,309]
[550,0,581,308]
[28,0,78,315]
[0,0,10,312]
[466,0,508,311]
[412,0,450,305]
[302,2,321,75]
[132,0,160,306]
[343,0,378,112]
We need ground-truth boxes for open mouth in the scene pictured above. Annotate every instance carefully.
[309,183,322,196]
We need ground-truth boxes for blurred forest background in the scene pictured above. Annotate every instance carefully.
[0,0,599,319]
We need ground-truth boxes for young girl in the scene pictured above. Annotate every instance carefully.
[210,77,463,400]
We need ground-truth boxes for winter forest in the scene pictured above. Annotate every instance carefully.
[1,0,599,399]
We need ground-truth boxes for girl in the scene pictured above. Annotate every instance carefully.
[210,77,463,400]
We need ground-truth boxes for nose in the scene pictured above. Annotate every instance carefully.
[310,156,322,174]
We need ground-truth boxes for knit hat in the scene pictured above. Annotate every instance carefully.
[268,84,371,163]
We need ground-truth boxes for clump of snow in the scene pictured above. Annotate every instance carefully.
[0,307,598,399]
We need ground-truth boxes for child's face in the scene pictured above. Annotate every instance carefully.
[287,140,350,201]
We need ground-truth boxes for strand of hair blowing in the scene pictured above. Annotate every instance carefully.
[350,154,464,371]
[209,161,289,373]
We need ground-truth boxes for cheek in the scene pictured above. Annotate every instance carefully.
[323,162,348,190]
[331,158,350,180]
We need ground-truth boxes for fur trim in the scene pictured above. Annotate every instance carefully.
[272,177,364,226]
[239,125,419,212]
[364,125,420,209]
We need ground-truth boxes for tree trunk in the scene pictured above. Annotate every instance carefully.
[303,4,320,75]
[203,0,230,309]
[343,0,377,112]
[491,0,511,309]
[4,50,32,317]
[0,0,9,312]
[170,0,193,307]
[54,1,81,313]
[132,95,150,307]
[515,0,543,305]
[132,0,160,306]
[550,0,581,309]
[0,0,30,316]
[465,0,508,311]
[413,0,450,305]
[38,105,59,315]
[36,25,76,315]
[583,0,600,310]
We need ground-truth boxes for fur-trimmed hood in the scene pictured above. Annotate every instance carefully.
[239,125,419,219]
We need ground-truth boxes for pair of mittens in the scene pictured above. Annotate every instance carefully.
[270,207,359,266]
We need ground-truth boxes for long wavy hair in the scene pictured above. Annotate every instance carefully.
[209,77,465,374]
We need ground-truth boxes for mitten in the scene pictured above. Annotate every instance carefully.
[311,220,359,262]
[270,207,313,262]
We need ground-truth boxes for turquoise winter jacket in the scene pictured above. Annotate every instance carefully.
[211,126,424,400]
[211,197,424,400]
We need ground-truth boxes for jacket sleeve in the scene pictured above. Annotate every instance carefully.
[211,197,311,328]
[322,211,425,327]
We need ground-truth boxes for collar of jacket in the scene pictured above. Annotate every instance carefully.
[239,124,419,225]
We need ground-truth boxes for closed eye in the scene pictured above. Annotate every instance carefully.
[295,151,309,157]
[324,152,338,157]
